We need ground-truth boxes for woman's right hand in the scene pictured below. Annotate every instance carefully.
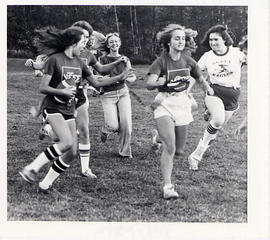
[25,59,34,68]
[61,86,76,98]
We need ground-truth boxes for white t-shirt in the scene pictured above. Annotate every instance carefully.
[198,47,246,88]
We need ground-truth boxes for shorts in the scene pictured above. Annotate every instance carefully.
[75,87,87,109]
[209,84,240,111]
[42,108,75,122]
[153,91,193,126]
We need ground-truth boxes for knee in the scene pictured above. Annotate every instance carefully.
[211,116,225,128]
[61,135,73,152]
[78,124,89,141]
[163,142,175,156]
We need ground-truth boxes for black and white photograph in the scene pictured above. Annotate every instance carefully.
[1,0,270,239]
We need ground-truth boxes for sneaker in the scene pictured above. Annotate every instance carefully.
[81,169,97,179]
[163,184,179,200]
[37,182,52,194]
[192,139,209,161]
[19,167,37,183]
[203,109,211,121]
[151,129,162,153]
[188,155,199,170]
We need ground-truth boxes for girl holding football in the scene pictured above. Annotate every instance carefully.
[19,26,133,193]
[99,32,136,159]
[188,25,247,170]
[146,24,213,199]
[25,21,128,179]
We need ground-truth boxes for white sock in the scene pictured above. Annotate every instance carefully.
[27,152,50,172]
[201,121,220,146]
[79,143,91,172]
[39,157,69,189]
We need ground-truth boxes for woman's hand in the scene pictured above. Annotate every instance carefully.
[25,59,34,68]
[61,86,77,98]
[206,85,214,96]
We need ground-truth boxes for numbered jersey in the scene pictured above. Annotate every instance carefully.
[198,46,246,88]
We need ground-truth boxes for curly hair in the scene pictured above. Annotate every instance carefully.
[200,24,234,49]
[156,24,185,52]
[103,32,121,53]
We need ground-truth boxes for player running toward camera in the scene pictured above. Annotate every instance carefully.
[99,32,136,159]
[25,21,128,178]
[188,25,247,171]
[19,26,134,193]
[146,24,213,199]
[151,27,199,153]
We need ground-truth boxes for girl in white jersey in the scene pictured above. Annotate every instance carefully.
[188,25,247,170]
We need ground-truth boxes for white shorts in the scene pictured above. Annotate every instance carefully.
[153,91,193,126]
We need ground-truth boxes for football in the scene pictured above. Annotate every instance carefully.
[54,79,77,103]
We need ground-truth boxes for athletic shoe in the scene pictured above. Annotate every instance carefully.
[163,184,179,200]
[203,109,211,121]
[81,169,97,179]
[151,129,162,153]
[19,167,37,183]
[37,182,52,194]
[188,139,209,170]
[188,155,199,170]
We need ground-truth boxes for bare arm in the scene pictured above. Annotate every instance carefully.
[194,75,214,95]
[93,56,128,73]
[146,74,166,90]
[86,68,134,88]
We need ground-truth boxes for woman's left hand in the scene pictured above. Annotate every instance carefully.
[118,56,128,64]
[206,86,214,96]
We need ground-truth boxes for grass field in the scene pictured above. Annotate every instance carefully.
[7,58,247,222]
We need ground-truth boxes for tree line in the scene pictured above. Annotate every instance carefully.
[7,5,247,63]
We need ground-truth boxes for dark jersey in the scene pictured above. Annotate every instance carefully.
[148,51,202,92]
[42,52,92,115]
[100,55,127,92]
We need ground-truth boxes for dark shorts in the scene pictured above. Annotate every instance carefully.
[75,88,87,109]
[208,84,240,111]
[43,108,75,121]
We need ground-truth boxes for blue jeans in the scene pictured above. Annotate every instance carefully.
[100,85,132,157]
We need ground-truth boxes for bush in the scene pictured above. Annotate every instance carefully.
[7,49,34,59]
[129,55,151,65]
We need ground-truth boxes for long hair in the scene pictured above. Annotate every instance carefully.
[156,24,185,52]
[72,20,93,35]
[200,24,234,49]
[34,26,84,56]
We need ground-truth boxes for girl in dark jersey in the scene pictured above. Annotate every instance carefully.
[19,26,133,193]
[146,24,213,199]
[99,32,136,158]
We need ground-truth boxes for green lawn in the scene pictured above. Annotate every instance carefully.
[7,58,247,222]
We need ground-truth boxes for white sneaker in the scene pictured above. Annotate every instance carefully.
[191,139,209,161]
[188,155,199,170]
[82,169,97,179]
[163,184,179,200]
